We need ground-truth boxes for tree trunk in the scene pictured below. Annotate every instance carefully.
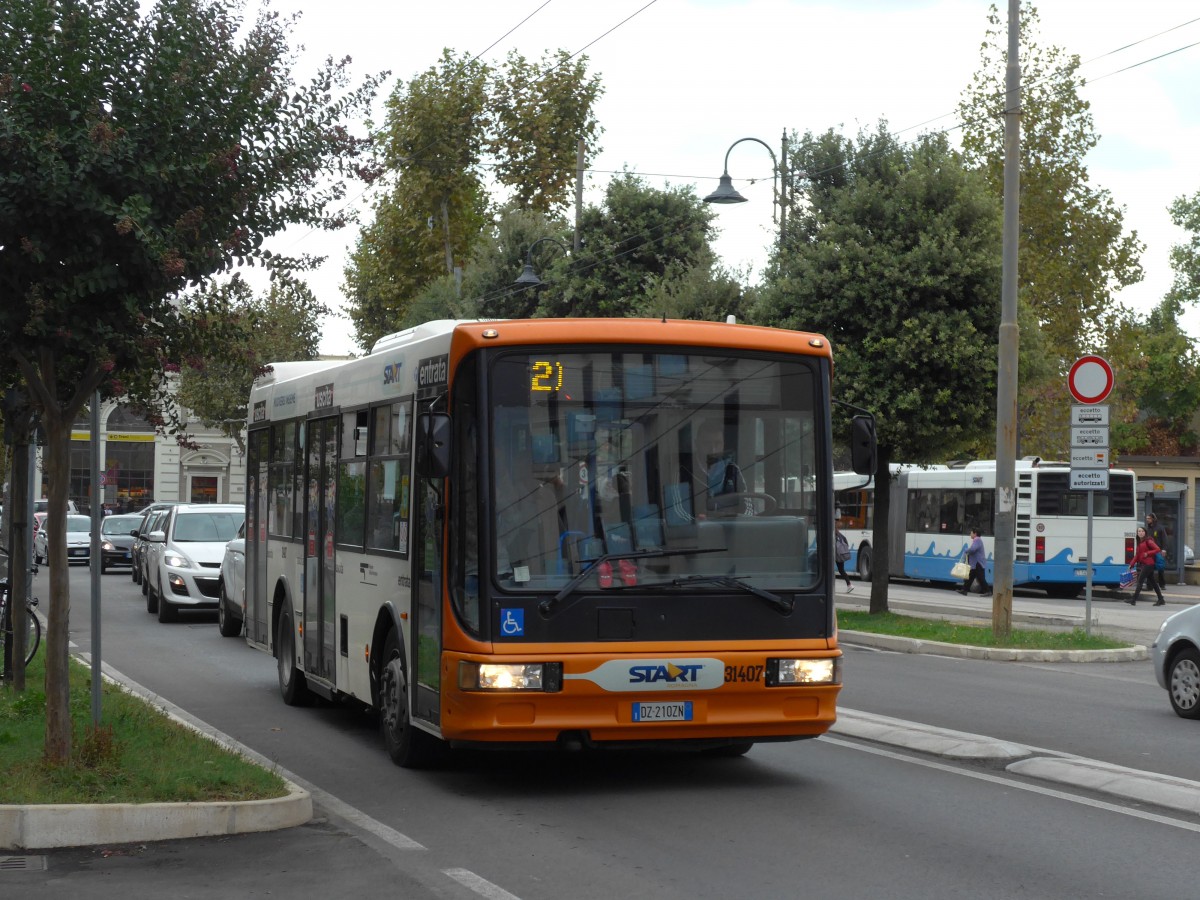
[42,412,73,764]
[869,451,892,615]
[6,437,32,690]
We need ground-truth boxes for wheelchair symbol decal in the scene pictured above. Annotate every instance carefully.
[500,608,525,637]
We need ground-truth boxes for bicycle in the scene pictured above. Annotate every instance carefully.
[1,567,42,670]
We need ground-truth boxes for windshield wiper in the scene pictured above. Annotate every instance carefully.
[540,547,726,616]
[670,574,793,614]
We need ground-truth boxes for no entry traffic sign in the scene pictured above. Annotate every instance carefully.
[1067,356,1114,405]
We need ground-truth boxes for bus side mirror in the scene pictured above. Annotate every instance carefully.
[416,412,452,479]
[850,414,877,476]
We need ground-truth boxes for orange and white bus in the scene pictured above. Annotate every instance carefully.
[240,318,874,766]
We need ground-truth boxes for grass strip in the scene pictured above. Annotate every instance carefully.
[837,610,1130,651]
[0,650,287,805]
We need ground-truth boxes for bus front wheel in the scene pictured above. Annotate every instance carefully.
[380,630,442,768]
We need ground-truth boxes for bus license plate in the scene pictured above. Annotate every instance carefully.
[632,701,693,723]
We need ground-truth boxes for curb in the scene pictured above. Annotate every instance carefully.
[833,708,1032,759]
[839,629,1149,662]
[0,781,312,851]
[0,654,312,852]
[833,708,1200,817]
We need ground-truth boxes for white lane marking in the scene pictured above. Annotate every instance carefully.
[822,735,1200,833]
[443,867,525,900]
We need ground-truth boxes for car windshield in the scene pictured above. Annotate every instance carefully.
[65,516,91,533]
[172,510,245,542]
[103,515,141,535]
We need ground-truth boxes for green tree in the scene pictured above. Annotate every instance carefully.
[176,274,329,449]
[488,50,604,216]
[0,0,383,763]
[542,173,737,319]
[399,179,742,328]
[958,4,1143,366]
[1104,299,1200,456]
[344,48,603,349]
[757,124,1003,614]
[1166,189,1200,307]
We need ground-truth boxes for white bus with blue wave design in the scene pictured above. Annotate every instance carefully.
[834,466,933,582]
[886,460,1137,597]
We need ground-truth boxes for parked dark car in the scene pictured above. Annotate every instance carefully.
[98,514,142,573]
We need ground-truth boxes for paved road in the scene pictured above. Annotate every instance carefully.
[4,566,1198,899]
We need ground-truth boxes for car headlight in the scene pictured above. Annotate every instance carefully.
[765,657,842,686]
[101,540,115,551]
[457,661,562,692]
[164,553,193,568]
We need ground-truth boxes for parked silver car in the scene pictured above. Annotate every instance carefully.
[1151,602,1200,719]
[217,520,246,638]
[145,504,245,623]
[137,508,171,594]
[33,514,92,565]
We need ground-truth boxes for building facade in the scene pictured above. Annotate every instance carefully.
[34,401,246,514]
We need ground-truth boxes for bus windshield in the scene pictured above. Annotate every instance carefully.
[489,349,821,593]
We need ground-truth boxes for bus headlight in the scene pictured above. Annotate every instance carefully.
[765,657,841,686]
[458,661,562,692]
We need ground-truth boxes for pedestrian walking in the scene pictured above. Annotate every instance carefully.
[956,527,990,595]
[1145,512,1168,589]
[1125,525,1165,606]
[835,525,853,592]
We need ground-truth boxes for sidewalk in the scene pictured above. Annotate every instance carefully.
[837,577,1196,654]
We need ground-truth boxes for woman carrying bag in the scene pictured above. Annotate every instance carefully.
[956,527,989,595]
[1125,525,1165,606]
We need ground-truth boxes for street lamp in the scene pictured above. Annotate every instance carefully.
[703,133,789,249]
[513,236,569,288]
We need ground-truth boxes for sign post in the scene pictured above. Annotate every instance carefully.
[1068,356,1114,636]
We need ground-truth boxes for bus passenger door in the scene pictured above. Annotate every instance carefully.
[246,429,270,646]
[305,416,338,683]
[411,400,442,727]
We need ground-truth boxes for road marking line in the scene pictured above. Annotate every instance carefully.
[443,867,525,900]
[823,735,1200,833]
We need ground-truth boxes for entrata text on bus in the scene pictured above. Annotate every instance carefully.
[242,318,874,766]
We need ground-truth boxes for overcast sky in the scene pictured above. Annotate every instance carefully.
[247,0,1200,357]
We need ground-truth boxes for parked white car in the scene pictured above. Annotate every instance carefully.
[1151,602,1200,719]
[217,520,246,638]
[33,514,92,566]
[145,504,245,623]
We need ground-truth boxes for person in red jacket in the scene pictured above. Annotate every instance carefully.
[1125,526,1165,606]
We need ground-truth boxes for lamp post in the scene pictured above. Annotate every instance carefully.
[513,236,570,288]
[703,133,789,250]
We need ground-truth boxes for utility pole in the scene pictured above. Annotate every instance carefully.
[993,0,1021,636]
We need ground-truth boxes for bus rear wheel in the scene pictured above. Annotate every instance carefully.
[277,608,312,706]
[380,630,442,768]
[856,544,873,582]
